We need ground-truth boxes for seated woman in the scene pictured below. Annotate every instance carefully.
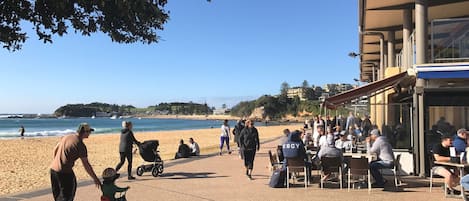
[189,137,200,156]
[174,139,191,159]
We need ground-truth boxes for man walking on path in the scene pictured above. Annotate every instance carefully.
[50,123,101,201]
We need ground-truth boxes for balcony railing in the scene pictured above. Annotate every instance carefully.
[431,18,469,63]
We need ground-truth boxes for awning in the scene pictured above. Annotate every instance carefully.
[324,71,409,109]
[415,63,469,79]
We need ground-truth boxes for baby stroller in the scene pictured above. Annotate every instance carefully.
[136,140,164,177]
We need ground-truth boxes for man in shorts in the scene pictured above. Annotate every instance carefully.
[50,123,101,201]
[433,133,461,195]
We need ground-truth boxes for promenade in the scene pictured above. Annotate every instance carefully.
[1,138,451,201]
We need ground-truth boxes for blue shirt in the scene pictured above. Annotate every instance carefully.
[453,135,467,154]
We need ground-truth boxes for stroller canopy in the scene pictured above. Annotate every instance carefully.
[139,140,159,162]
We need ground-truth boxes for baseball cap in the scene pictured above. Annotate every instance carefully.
[77,123,95,133]
[370,129,381,136]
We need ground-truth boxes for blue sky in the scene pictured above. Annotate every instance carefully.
[0,0,359,114]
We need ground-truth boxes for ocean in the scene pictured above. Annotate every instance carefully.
[0,118,235,139]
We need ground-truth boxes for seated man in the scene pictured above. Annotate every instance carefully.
[366,129,394,188]
[335,132,352,151]
[434,133,461,195]
[317,134,343,181]
[282,130,311,180]
[189,137,200,156]
[453,128,468,155]
[174,139,191,159]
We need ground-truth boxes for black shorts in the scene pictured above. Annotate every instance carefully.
[50,169,77,201]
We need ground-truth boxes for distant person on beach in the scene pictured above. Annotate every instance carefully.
[219,119,231,155]
[19,125,25,137]
[189,137,200,156]
[239,119,260,180]
[50,123,101,201]
[115,121,141,180]
[174,139,191,159]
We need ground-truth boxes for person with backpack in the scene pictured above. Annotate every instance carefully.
[239,119,260,180]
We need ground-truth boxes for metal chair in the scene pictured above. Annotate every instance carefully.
[392,154,403,188]
[348,157,371,194]
[320,157,343,189]
[285,157,308,188]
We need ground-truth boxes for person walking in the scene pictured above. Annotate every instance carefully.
[219,119,231,155]
[50,123,101,201]
[239,119,260,180]
[19,125,25,137]
[115,121,141,180]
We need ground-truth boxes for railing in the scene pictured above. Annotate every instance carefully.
[431,18,469,63]
[396,31,415,71]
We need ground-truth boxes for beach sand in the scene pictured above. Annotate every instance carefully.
[0,123,303,196]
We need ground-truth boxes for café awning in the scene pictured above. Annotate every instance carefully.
[324,71,410,109]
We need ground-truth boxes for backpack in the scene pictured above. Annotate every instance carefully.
[269,168,286,188]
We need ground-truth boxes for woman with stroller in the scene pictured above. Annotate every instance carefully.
[115,121,141,180]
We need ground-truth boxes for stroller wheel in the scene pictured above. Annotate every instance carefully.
[151,167,159,177]
[136,166,144,176]
[157,164,164,174]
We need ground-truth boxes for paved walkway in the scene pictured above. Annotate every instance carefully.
[0,138,454,201]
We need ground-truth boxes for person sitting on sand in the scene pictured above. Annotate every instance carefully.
[101,167,129,201]
[174,139,191,159]
[189,137,200,156]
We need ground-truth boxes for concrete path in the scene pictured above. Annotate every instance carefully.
[0,138,453,201]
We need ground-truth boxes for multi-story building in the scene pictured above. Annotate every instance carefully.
[324,0,469,177]
[286,87,307,101]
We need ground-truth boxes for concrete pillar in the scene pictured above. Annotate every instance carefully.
[388,31,396,67]
[415,0,428,177]
[402,9,413,70]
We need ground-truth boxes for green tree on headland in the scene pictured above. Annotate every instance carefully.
[54,102,135,117]
[1,0,210,51]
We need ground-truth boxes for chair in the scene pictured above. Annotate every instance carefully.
[428,151,446,192]
[392,154,403,188]
[277,145,285,162]
[268,150,283,172]
[285,157,308,188]
[320,157,343,189]
[348,157,371,194]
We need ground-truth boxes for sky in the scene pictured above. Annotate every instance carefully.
[0,0,359,114]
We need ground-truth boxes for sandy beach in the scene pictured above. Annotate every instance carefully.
[0,123,303,196]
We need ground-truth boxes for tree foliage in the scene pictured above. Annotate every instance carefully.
[1,0,172,51]
[151,102,212,115]
[54,102,135,117]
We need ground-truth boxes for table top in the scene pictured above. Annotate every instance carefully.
[343,152,375,158]
[434,161,469,168]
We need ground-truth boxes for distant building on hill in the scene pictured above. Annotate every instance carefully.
[213,108,230,115]
[286,87,307,101]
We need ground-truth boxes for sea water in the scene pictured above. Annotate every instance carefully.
[0,118,234,139]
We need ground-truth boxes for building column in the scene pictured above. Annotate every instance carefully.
[388,31,396,67]
[402,9,413,71]
[415,0,428,177]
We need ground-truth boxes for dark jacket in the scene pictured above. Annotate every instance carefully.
[282,131,306,160]
[177,144,191,158]
[119,128,140,153]
[239,127,260,151]
[233,122,245,143]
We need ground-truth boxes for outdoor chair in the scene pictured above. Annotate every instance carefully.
[348,157,371,194]
[268,150,283,172]
[277,145,284,162]
[285,157,308,188]
[428,151,447,192]
[320,157,343,189]
[392,154,403,188]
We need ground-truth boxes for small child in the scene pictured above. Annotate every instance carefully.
[101,168,129,201]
